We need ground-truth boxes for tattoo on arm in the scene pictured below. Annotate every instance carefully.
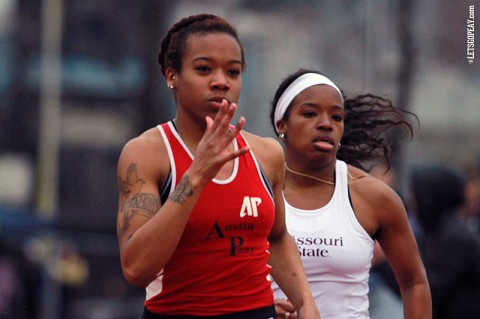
[117,162,157,238]
[169,175,193,204]
[118,193,161,237]
[118,163,145,211]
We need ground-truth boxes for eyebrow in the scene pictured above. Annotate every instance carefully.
[299,102,344,110]
[193,56,243,65]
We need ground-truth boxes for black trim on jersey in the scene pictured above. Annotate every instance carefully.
[346,168,355,214]
[171,119,178,131]
[160,171,172,205]
[259,165,274,198]
[159,120,175,205]
[347,185,354,209]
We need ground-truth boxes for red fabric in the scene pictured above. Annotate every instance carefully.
[145,122,275,316]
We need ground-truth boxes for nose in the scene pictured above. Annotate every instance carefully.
[210,71,230,91]
[316,112,333,131]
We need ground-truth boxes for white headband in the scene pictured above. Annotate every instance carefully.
[274,73,343,134]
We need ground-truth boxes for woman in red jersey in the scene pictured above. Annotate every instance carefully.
[116,14,320,319]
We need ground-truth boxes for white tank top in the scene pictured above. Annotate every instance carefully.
[272,160,374,319]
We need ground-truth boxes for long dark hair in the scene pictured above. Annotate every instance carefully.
[270,69,418,171]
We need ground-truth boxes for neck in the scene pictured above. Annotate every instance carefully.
[285,163,335,186]
[172,119,200,153]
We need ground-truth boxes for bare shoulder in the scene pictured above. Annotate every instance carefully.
[241,130,284,160]
[348,165,402,205]
[120,128,162,164]
[117,127,170,187]
[241,131,285,182]
[347,165,407,235]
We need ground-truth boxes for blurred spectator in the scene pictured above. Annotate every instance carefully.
[0,240,32,319]
[409,163,480,319]
[459,165,480,236]
[0,246,20,316]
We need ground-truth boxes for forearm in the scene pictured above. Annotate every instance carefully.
[269,232,318,315]
[401,281,432,319]
[120,173,206,286]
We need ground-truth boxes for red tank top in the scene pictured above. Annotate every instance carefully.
[144,122,275,315]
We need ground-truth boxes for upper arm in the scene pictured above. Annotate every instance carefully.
[371,184,426,287]
[351,174,426,286]
[116,132,166,250]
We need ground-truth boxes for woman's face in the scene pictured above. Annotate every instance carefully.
[279,84,344,165]
[169,32,243,122]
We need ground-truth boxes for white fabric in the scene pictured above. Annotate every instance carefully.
[272,160,374,319]
[274,73,343,133]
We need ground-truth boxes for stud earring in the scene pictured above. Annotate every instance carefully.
[167,76,176,89]
[279,133,285,140]
[338,142,341,148]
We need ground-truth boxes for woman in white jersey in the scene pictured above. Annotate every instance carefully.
[269,69,431,319]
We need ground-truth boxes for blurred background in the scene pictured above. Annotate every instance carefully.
[0,0,479,318]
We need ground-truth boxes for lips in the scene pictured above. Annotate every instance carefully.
[208,96,230,105]
[313,135,334,145]
[312,135,335,151]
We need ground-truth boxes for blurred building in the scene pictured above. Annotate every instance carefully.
[0,0,168,318]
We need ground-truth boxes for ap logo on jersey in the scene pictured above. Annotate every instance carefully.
[240,196,262,217]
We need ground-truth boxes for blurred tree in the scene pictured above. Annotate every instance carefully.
[391,0,416,181]
[139,0,176,133]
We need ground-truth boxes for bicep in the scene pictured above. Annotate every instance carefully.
[116,142,163,247]
[376,194,425,287]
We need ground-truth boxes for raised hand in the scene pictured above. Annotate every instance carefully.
[188,99,250,186]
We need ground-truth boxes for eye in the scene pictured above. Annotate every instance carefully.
[332,114,343,122]
[227,69,241,77]
[302,110,316,118]
[196,66,211,73]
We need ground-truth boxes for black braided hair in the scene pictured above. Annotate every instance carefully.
[158,14,245,76]
[270,69,418,172]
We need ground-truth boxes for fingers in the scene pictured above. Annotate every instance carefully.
[194,99,249,178]
[206,100,248,152]
[210,99,235,136]
[230,115,246,137]
[188,99,249,184]
[279,310,298,318]
[274,298,297,319]
[213,100,245,137]
[282,310,297,319]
